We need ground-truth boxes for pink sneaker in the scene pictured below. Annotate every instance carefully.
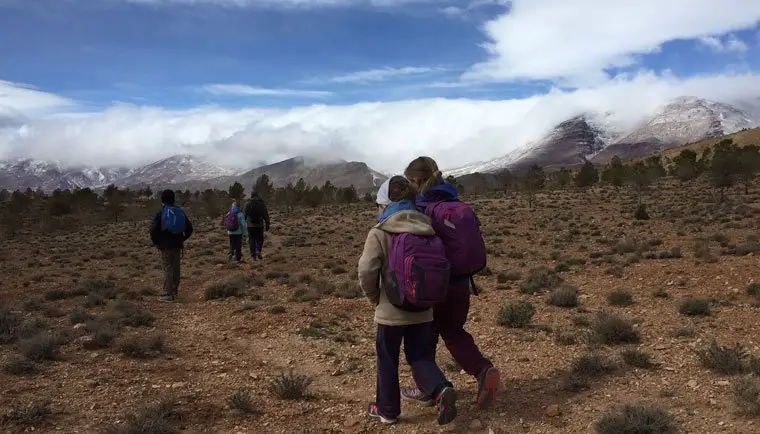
[401,387,434,406]
[367,403,397,424]
[476,367,500,410]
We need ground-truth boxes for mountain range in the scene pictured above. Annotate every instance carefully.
[1,95,758,193]
[446,96,758,176]
[0,154,388,194]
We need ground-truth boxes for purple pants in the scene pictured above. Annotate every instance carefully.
[414,281,492,386]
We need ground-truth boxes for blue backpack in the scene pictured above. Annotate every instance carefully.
[161,205,186,234]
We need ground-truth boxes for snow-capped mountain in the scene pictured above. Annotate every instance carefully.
[0,154,387,193]
[115,154,242,189]
[446,96,758,177]
[0,159,130,192]
[593,96,757,163]
[447,112,622,177]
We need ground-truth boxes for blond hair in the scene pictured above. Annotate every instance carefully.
[404,156,442,195]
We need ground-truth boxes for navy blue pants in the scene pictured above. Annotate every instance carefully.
[376,322,452,419]
[228,234,243,261]
[247,227,264,256]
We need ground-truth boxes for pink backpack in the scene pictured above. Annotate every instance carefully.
[384,232,450,312]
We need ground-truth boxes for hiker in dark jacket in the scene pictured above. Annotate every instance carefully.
[149,189,193,302]
[244,191,270,260]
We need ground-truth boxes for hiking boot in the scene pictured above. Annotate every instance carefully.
[401,387,434,406]
[435,387,457,425]
[158,294,175,302]
[367,403,397,424]
[476,366,500,410]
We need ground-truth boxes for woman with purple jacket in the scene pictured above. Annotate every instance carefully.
[401,156,501,411]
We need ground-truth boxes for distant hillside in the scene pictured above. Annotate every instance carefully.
[654,127,760,160]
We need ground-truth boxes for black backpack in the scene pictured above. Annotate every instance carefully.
[246,200,263,224]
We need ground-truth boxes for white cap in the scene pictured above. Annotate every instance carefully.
[376,177,391,206]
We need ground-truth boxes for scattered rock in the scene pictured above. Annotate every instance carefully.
[717,380,730,386]
[546,404,561,417]
[469,419,484,431]
[687,379,698,389]
[344,417,360,428]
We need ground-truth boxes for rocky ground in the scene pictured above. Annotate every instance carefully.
[2,179,760,433]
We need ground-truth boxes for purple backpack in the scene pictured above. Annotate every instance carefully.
[384,232,451,312]
[224,212,239,231]
[423,200,487,278]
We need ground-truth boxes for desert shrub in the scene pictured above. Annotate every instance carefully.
[227,390,258,415]
[44,288,88,301]
[546,284,579,307]
[17,332,62,362]
[84,278,117,299]
[335,281,362,299]
[634,204,650,221]
[112,300,154,327]
[573,315,590,327]
[104,398,180,434]
[268,369,313,400]
[3,357,38,376]
[497,271,522,284]
[0,308,22,345]
[696,341,746,375]
[84,323,116,350]
[84,292,107,308]
[496,301,535,328]
[268,305,286,315]
[205,276,251,300]
[605,266,624,278]
[119,333,166,359]
[621,348,655,369]
[2,398,52,428]
[652,289,669,298]
[733,375,760,415]
[607,290,634,307]
[747,283,760,298]
[679,299,711,316]
[69,308,93,325]
[593,312,640,345]
[555,330,578,346]
[299,325,328,339]
[595,404,676,434]
[520,267,562,294]
[561,353,616,392]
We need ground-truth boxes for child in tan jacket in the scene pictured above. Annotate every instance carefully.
[357,175,457,426]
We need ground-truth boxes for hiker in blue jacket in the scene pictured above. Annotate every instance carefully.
[224,202,248,263]
[149,189,193,302]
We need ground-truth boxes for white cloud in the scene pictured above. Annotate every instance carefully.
[203,84,333,98]
[2,72,760,174]
[123,0,437,8]
[464,0,760,84]
[0,80,73,119]
[699,35,749,52]
[321,67,444,84]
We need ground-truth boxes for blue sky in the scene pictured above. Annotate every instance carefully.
[1,0,760,171]
[2,0,757,109]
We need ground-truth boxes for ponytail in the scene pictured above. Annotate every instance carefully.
[404,156,442,195]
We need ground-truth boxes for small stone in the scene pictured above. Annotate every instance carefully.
[171,382,185,388]
[687,380,698,389]
[546,404,561,418]
[717,380,730,386]
[344,417,360,428]
[469,419,484,431]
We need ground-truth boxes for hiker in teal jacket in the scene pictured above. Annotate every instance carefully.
[225,203,248,263]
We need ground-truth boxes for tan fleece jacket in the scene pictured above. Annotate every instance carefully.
[357,210,435,326]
